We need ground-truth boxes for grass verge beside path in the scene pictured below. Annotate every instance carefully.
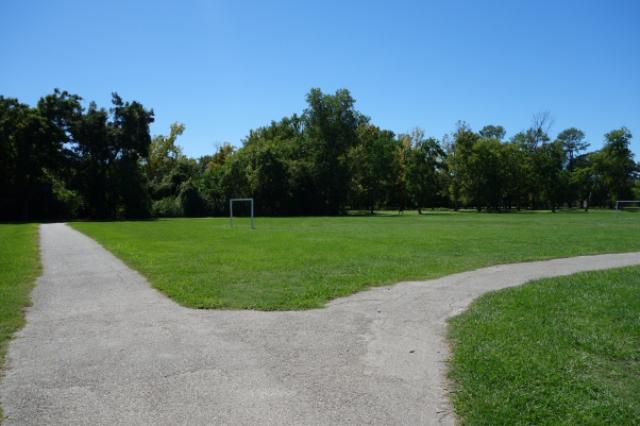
[0,224,40,421]
[72,210,640,310]
[448,266,640,425]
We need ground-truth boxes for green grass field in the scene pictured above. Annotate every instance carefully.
[448,266,640,425]
[72,210,640,310]
[0,223,40,419]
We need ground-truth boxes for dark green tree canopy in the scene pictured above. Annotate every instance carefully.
[556,127,589,171]
[479,124,506,140]
[0,89,637,220]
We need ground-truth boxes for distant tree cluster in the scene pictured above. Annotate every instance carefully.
[1,90,153,220]
[1,88,638,220]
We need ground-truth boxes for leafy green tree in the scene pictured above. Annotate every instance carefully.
[8,106,51,218]
[479,124,506,140]
[72,94,154,218]
[179,181,207,217]
[532,140,565,212]
[205,144,236,172]
[303,88,368,214]
[72,102,112,217]
[36,90,84,217]
[447,123,480,209]
[0,97,25,219]
[633,179,640,201]
[386,137,412,213]
[467,138,505,210]
[148,122,186,184]
[147,123,193,216]
[198,144,238,215]
[221,148,252,201]
[0,90,84,219]
[556,127,589,171]
[593,127,636,204]
[501,142,530,210]
[110,93,155,217]
[2,87,638,218]
[247,139,293,215]
[234,115,304,215]
[349,124,397,213]
[571,164,595,211]
[509,114,556,209]
[405,129,446,213]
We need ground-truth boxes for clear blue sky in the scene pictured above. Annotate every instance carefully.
[2,0,639,157]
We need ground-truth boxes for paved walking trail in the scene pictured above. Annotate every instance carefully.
[1,223,639,425]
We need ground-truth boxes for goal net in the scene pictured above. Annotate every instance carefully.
[615,200,640,211]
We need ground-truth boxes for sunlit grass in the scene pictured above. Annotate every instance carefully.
[448,266,640,425]
[0,223,40,420]
[72,210,640,310]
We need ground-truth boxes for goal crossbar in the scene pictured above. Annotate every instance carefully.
[615,200,640,210]
[229,198,255,229]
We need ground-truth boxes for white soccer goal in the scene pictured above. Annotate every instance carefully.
[229,198,255,229]
[615,200,640,210]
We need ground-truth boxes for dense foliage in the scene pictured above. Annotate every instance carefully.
[1,89,638,220]
[1,90,153,220]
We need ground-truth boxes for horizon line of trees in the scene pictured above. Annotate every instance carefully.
[1,88,639,221]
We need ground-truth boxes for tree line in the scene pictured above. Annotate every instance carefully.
[1,88,638,220]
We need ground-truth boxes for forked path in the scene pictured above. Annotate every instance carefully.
[2,224,640,425]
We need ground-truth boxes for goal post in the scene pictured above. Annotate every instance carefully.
[229,198,255,229]
[615,200,640,210]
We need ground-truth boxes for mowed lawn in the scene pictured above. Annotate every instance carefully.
[448,266,640,425]
[71,210,640,310]
[0,224,40,379]
[70,210,638,310]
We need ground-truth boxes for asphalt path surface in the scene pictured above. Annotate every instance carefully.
[2,223,639,425]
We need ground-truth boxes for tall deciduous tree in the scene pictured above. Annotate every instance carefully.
[73,94,154,218]
[447,123,480,209]
[533,140,565,212]
[148,122,186,184]
[1,88,638,219]
[556,127,588,171]
[303,88,368,214]
[349,124,397,213]
[593,127,636,204]
[405,129,446,213]
[479,124,506,141]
